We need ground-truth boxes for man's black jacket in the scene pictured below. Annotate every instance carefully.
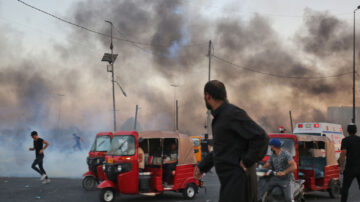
[199,101,269,172]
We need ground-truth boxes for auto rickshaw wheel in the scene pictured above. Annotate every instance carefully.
[183,183,197,200]
[328,180,341,198]
[100,188,117,202]
[82,176,97,191]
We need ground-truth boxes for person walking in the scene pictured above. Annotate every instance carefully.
[29,131,50,184]
[194,80,269,202]
[340,124,360,202]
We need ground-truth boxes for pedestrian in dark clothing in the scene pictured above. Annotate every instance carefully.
[29,131,50,184]
[201,134,210,160]
[194,80,269,202]
[340,124,360,202]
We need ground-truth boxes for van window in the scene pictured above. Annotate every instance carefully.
[296,133,321,136]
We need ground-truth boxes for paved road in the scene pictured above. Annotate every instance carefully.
[1,172,360,202]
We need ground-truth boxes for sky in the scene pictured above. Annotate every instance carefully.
[1,0,360,134]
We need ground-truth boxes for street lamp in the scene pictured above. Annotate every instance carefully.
[101,20,118,131]
[353,6,360,124]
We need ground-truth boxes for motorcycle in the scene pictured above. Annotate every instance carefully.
[256,168,306,202]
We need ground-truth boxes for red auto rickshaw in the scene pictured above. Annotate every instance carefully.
[82,132,113,191]
[264,134,340,198]
[98,131,202,202]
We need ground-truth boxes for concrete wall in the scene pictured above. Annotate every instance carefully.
[327,106,360,136]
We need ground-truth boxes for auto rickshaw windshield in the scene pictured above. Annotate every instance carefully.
[108,135,136,156]
[192,138,201,147]
[90,135,111,152]
[267,138,296,157]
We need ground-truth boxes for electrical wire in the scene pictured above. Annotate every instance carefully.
[17,0,207,48]
[212,54,353,80]
[18,0,353,80]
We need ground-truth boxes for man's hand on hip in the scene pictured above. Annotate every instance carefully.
[240,160,247,172]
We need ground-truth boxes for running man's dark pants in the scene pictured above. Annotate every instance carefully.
[341,169,360,202]
[31,156,47,176]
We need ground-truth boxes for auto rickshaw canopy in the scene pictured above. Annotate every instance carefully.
[296,134,337,166]
[138,131,197,165]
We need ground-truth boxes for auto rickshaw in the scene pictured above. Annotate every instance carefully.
[263,134,340,198]
[190,136,201,162]
[98,131,202,202]
[297,135,340,198]
[82,132,113,191]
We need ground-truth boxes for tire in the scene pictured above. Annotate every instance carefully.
[328,180,341,199]
[100,188,117,202]
[183,183,197,200]
[82,176,97,191]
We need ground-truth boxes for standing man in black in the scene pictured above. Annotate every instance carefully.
[195,80,269,202]
[201,134,211,161]
[340,124,360,202]
[29,131,50,184]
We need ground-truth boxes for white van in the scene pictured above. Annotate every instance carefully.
[293,122,344,158]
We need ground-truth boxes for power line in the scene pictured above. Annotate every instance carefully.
[212,54,353,80]
[17,0,207,48]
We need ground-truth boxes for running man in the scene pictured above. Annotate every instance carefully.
[29,131,50,184]
[72,133,84,151]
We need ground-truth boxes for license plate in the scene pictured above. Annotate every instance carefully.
[107,158,114,164]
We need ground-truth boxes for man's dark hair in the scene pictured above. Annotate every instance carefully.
[347,124,357,136]
[204,134,208,139]
[204,80,227,101]
[31,131,38,136]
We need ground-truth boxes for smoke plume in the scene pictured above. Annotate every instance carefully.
[0,1,357,177]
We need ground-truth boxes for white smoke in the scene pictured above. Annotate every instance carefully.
[0,128,92,178]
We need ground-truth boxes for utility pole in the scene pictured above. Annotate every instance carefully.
[105,20,117,131]
[56,93,65,130]
[134,105,139,130]
[353,8,360,124]
[170,84,179,131]
[289,111,294,133]
[205,40,212,137]
[176,100,179,131]
[208,40,212,81]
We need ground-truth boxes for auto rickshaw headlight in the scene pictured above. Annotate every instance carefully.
[117,165,122,172]
[96,159,101,164]
[102,164,106,171]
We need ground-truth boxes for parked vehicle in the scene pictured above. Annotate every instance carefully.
[256,168,306,202]
[190,136,201,162]
[262,134,341,198]
[98,131,203,202]
[82,132,113,191]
